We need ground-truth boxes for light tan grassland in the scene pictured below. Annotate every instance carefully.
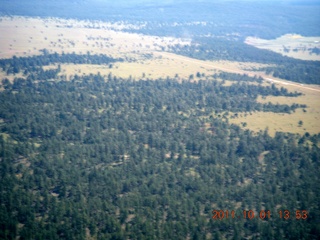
[51,56,271,81]
[0,16,270,80]
[1,16,319,136]
[228,83,320,136]
[0,16,190,59]
[245,34,320,61]
[56,57,213,80]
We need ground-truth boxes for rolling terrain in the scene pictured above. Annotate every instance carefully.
[0,1,320,239]
[1,16,319,136]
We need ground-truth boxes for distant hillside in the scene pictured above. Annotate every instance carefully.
[1,0,320,39]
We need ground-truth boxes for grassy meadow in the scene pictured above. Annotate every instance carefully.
[1,16,320,136]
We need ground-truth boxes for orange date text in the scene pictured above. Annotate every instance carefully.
[212,210,308,220]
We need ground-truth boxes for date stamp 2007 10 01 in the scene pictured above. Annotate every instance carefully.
[212,210,308,220]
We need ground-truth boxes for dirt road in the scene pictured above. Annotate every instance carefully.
[155,51,320,93]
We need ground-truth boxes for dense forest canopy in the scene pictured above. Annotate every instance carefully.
[0,54,320,239]
[0,0,320,239]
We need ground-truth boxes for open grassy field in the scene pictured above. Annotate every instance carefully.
[53,54,272,81]
[1,16,319,136]
[55,57,213,80]
[228,81,320,136]
[245,34,320,61]
[0,16,190,59]
[0,16,271,80]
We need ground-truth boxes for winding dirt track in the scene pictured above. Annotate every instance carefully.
[263,78,320,93]
[155,51,320,93]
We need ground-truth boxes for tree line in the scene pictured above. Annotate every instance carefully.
[170,37,320,85]
[0,55,319,239]
[0,51,121,75]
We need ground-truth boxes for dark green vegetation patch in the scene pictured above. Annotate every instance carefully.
[0,54,319,239]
